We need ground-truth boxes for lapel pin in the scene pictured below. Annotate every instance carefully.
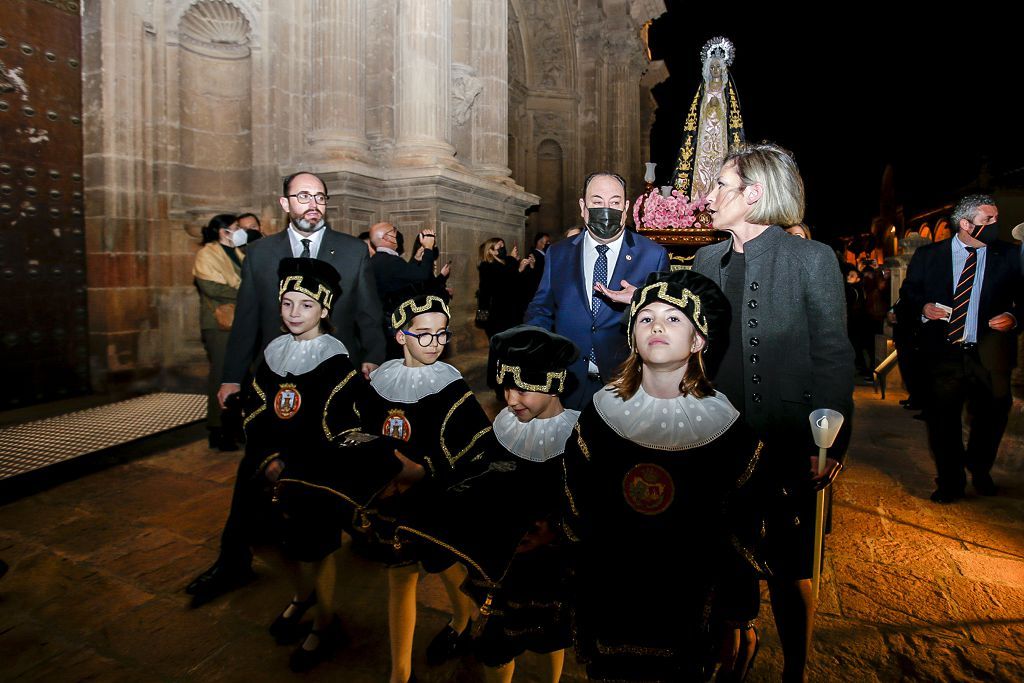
[330,250,335,255]
[625,254,632,261]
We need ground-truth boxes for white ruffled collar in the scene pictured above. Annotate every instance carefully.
[264,333,348,376]
[369,358,463,403]
[593,385,738,450]
[492,408,581,462]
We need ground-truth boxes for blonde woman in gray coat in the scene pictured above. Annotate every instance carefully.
[694,143,854,682]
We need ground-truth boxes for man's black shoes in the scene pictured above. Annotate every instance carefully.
[929,488,963,504]
[186,561,256,606]
[973,473,998,496]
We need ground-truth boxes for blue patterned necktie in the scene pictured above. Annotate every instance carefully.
[589,244,610,366]
[592,244,610,318]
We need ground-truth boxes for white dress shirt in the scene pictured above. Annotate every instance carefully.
[582,230,625,374]
[582,230,624,297]
[288,225,327,258]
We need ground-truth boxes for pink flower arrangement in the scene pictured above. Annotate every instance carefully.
[633,188,709,230]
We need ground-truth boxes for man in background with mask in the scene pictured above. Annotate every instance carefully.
[186,171,385,605]
[898,194,1022,503]
[526,171,668,409]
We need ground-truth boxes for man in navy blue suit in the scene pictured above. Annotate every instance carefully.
[526,172,669,409]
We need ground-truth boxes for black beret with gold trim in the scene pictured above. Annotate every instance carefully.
[390,293,451,331]
[488,325,579,395]
[626,269,729,357]
[278,257,342,311]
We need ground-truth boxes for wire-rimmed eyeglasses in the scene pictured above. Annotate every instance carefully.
[287,192,329,205]
[401,329,452,347]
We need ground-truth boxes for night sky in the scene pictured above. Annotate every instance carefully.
[647,7,1023,245]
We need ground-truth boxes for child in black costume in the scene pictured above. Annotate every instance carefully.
[243,257,392,672]
[357,292,492,683]
[397,325,581,683]
[562,270,765,682]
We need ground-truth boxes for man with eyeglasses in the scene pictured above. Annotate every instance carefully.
[186,170,386,606]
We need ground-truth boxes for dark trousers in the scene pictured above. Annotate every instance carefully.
[924,346,1012,493]
[201,328,231,429]
[218,447,275,568]
[893,325,922,401]
[564,370,606,411]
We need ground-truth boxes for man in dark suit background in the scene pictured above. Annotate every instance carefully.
[187,171,386,604]
[526,172,669,409]
[898,194,1022,503]
[218,172,385,398]
[368,221,440,299]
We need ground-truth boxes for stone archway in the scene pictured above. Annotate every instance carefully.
[177,0,253,217]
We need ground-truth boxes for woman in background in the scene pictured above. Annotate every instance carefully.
[477,237,534,339]
[193,213,245,451]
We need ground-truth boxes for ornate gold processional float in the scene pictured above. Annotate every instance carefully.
[634,37,744,265]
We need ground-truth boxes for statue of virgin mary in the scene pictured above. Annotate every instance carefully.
[671,37,746,201]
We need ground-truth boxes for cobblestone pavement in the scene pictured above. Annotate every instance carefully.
[1,378,1022,682]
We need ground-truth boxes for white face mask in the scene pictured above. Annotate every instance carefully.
[230,229,248,247]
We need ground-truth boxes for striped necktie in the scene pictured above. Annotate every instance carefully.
[947,246,976,343]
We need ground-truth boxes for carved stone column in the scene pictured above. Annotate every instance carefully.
[308,0,369,161]
[604,32,646,192]
[470,0,510,178]
[394,0,455,163]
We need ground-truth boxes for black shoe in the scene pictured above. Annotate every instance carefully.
[425,620,472,666]
[289,618,346,673]
[186,561,256,605]
[269,591,317,645]
[973,474,998,496]
[929,488,962,504]
[208,429,240,452]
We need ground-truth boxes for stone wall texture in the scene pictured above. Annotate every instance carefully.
[80,0,667,392]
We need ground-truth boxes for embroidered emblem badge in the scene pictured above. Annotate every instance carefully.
[622,463,675,515]
[273,384,302,419]
[383,409,412,442]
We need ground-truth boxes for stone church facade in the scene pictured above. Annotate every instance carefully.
[72,0,667,394]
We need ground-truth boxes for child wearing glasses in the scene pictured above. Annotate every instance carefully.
[356,290,493,683]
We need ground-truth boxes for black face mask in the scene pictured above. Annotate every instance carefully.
[586,207,624,240]
[968,222,998,245]
[497,246,508,259]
